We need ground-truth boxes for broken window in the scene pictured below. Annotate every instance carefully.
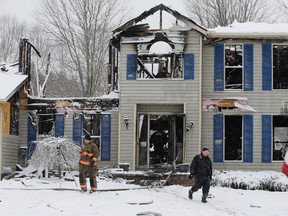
[137,41,184,79]
[273,115,288,161]
[224,115,242,161]
[83,113,101,148]
[273,45,288,89]
[38,114,54,137]
[8,93,20,135]
[225,44,243,89]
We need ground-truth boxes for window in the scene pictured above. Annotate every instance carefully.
[225,44,243,89]
[273,115,288,161]
[224,115,242,161]
[38,114,54,136]
[273,45,288,89]
[137,41,184,79]
[9,93,20,135]
[83,113,101,148]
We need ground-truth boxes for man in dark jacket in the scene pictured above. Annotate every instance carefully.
[188,146,212,203]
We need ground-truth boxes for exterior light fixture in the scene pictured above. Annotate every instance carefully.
[124,116,129,128]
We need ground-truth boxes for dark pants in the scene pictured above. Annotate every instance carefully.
[191,175,210,196]
[79,164,97,191]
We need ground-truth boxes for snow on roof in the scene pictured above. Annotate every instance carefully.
[100,91,119,99]
[208,21,288,38]
[0,73,27,102]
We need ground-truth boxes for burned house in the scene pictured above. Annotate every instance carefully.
[107,4,288,171]
[2,4,288,176]
[0,66,28,176]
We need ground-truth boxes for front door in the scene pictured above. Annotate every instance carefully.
[137,114,184,168]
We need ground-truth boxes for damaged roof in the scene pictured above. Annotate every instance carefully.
[112,4,207,37]
[0,64,27,103]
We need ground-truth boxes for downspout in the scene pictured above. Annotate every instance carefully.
[198,36,203,153]
[132,104,137,171]
[117,112,121,167]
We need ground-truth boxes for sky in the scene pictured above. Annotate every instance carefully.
[0,0,186,27]
[0,169,287,216]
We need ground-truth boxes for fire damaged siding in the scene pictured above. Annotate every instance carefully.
[118,31,203,169]
[1,135,19,169]
[202,42,284,171]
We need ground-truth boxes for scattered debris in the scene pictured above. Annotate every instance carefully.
[250,204,262,208]
[136,211,162,216]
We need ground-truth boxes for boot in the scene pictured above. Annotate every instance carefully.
[201,194,208,203]
[188,189,193,200]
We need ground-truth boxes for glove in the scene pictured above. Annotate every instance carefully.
[90,161,94,167]
[188,174,194,179]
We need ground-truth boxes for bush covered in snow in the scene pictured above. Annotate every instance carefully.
[212,170,288,192]
[25,137,81,177]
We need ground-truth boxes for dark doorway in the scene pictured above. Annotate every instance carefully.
[224,115,242,161]
[137,114,184,168]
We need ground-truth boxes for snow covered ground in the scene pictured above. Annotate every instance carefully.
[0,170,287,216]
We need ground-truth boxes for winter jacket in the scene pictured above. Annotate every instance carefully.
[190,153,212,178]
[79,141,99,167]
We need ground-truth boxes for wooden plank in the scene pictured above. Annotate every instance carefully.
[2,102,10,135]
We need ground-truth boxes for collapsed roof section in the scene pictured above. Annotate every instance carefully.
[111,4,207,49]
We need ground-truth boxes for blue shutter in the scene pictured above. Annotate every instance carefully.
[262,115,272,162]
[244,44,254,91]
[214,44,224,91]
[262,44,272,90]
[126,54,137,80]
[243,115,253,162]
[213,114,224,162]
[27,115,37,158]
[73,114,83,146]
[55,113,64,137]
[184,53,194,80]
[101,113,111,161]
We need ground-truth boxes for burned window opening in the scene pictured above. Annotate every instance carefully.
[273,45,288,89]
[137,114,184,168]
[83,113,101,148]
[38,114,54,136]
[225,44,243,89]
[224,115,242,161]
[137,53,184,79]
[10,92,20,135]
[273,115,288,161]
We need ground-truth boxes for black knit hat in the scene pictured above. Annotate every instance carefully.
[85,134,91,140]
[202,146,209,151]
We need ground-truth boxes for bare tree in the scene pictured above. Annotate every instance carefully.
[0,15,27,64]
[183,0,278,28]
[278,0,288,21]
[34,0,130,97]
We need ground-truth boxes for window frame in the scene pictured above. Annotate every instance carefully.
[224,44,244,90]
[272,115,288,161]
[272,44,288,89]
[224,115,243,162]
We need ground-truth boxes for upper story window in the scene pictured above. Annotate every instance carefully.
[137,41,184,79]
[273,45,288,89]
[225,44,243,89]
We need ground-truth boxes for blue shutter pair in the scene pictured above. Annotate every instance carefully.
[214,44,254,91]
[213,114,253,162]
[72,113,111,161]
[126,54,194,80]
